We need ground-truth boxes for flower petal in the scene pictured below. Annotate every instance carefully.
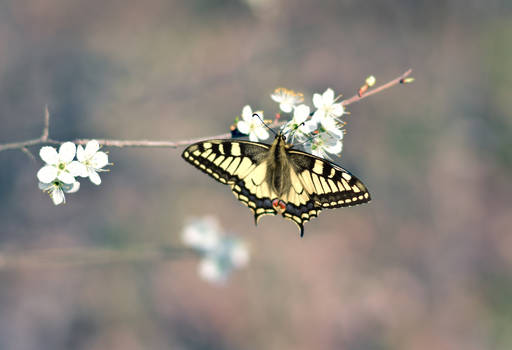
[39,146,59,165]
[248,132,259,142]
[324,140,342,154]
[280,102,293,113]
[237,121,250,135]
[320,116,337,132]
[64,181,80,193]
[199,258,224,283]
[311,148,323,157]
[51,188,65,205]
[91,152,108,169]
[57,171,75,184]
[37,165,58,183]
[312,93,323,108]
[68,161,87,177]
[329,127,344,138]
[84,140,100,157]
[230,242,249,268]
[58,142,76,163]
[299,119,318,134]
[322,88,335,104]
[331,103,344,117]
[293,104,310,124]
[76,145,85,162]
[88,171,102,185]
[312,109,324,122]
[271,92,282,103]
[254,127,269,141]
[38,182,53,191]
[242,105,252,121]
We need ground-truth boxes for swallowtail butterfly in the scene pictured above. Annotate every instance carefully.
[182,133,370,237]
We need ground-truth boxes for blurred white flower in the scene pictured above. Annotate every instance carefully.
[304,128,344,159]
[281,104,316,142]
[312,88,345,132]
[38,180,80,205]
[182,216,221,252]
[198,258,223,283]
[76,140,109,185]
[236,105,269,142]
[271,88,304,113]
[182,216,250,284]
[36,142,85,184]
[228,239,250,268]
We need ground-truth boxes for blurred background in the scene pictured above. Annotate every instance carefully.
[1,0,511,349]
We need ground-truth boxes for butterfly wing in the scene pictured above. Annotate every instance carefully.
[183,139,371,237]
[182,140,278,222]
[281,149,371,235]
[288,149,371,207]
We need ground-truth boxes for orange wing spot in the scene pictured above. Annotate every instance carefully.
[272,199,287,214]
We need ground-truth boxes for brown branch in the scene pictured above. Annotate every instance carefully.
[0,245,192,270]
[0,69,412,153]
[20,147,36,161]
[42,104,49,141]
[341,69,412,106]
[72,132,234,149]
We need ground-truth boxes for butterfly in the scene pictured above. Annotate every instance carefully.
[182,132,370,237]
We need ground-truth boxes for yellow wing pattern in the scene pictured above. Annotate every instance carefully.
[182,140,279,223]
[182,138,371,237]
[279,150,371,235]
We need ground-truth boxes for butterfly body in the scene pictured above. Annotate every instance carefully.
[182,133,370,237]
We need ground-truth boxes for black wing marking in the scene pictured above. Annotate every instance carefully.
[182,140,278,222]
[288,149,371,209]
[182,140,269,185]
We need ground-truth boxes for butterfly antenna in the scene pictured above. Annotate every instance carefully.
[252,113,277,136]
[294,130,321,147]
[283,121,306,139]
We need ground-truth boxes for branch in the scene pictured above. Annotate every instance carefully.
[0,245,192,270]
[0,69,412,153]
[341,69,412,106]
[42,104,49,141]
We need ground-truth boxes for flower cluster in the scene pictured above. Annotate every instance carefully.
[37,140,109,205]
[182,216,249,284]
[236,87,346,158]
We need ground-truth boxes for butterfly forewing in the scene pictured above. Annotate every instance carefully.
[288,150,371,208]
[182,140,278,220]
[182,140,268,183]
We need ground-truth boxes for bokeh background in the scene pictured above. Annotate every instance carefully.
[1,0,512,349]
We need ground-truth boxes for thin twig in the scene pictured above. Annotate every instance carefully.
[341,69,412,106]
[72,132,234,149]
[0,137,51,152]
[0,245,193,270]
[0,69,412,153]
[20,147,36,161]
[42,104,49,141]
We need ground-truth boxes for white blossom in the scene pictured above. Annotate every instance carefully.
[76,140,109,185]
[182,216,250,284]
[271,88,304,113]
[304,128,344,159]
[312,88,345,132]
[198,258,224,283]
[236,105,269,142]
[38,180,80,205]
[281,104,316,142]
[36,142,85,184]
[182,216,221,252]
